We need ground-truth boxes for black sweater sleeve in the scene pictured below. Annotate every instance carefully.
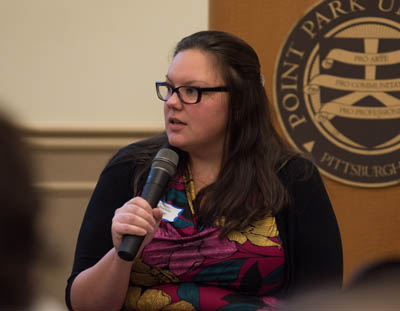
[277,157,343,297]
[65,161,135,309]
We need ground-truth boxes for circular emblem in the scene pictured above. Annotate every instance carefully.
[274,0,400,187]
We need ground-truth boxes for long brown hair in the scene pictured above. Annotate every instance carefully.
[171,31,296,235]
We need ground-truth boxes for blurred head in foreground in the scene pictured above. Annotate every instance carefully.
[0,110,40,309]
[282,258,400,311]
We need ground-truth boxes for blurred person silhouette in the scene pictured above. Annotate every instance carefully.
[281,258,400,311]
[0,109,64,310]
[347,258,400,290]
[343,258,400,310]
[0,110,39,309]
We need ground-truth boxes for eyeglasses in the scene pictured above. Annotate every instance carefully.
[155,81,228,104]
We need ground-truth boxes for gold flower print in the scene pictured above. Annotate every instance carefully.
[137,289,171,311]
[227,217,281,248]
[125,287,195,311]
[125,287,141,310]
[130,258,179,287]
[162,300,195,311]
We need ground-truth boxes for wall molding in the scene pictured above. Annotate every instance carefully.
[21,124,163,151]
[25,124,162,193]
[34,181,96,195]
[20,123,163,137]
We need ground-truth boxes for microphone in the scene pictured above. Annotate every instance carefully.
[118,145,179,261]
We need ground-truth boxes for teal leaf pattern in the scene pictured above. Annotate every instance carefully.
[194,258,246,286]
[218,303,261,311]
[262,264,284,285]
[172,217,194,228]
[166,188,187,203]
[177,282,200,309]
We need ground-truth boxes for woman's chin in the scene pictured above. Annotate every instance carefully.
[167,135,185,149]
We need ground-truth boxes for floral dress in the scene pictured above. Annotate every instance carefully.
[123,170,285,311]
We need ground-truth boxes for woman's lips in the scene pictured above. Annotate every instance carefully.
[168,117,187,130]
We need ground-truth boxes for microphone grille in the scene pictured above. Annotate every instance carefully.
[152,148,179,176]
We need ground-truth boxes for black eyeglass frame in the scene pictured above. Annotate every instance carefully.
[155,81,228,104]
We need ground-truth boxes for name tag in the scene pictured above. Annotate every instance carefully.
[157,201,183,222]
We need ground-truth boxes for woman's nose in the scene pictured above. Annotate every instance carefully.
[165,91,183,109]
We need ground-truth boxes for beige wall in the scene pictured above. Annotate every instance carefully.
[0,0,208,130]
[0,0,208,306]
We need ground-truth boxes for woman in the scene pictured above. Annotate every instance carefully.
[66,31,342,311]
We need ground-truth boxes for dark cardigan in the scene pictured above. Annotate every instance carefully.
[65,142,343,309]
[276,156,343,296]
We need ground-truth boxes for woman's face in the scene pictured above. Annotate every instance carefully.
[164,49,229,156]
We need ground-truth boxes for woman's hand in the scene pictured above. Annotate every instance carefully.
[112,197,163,251]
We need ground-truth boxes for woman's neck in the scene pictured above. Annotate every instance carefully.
[189,152,222,194]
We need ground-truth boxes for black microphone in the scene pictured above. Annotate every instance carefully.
[118,145,179,261]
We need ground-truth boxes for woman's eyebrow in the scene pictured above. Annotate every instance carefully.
[165,76,206,86]
[164,75,172,83]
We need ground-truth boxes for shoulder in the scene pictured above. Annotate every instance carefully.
[277,155,333,216]
[277,155,329,207]
[278,154,316,185]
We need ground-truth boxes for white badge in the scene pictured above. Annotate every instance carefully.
[157,201,183,222]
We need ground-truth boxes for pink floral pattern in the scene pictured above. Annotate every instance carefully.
[124,174,285,311]
[142,224,237,277]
